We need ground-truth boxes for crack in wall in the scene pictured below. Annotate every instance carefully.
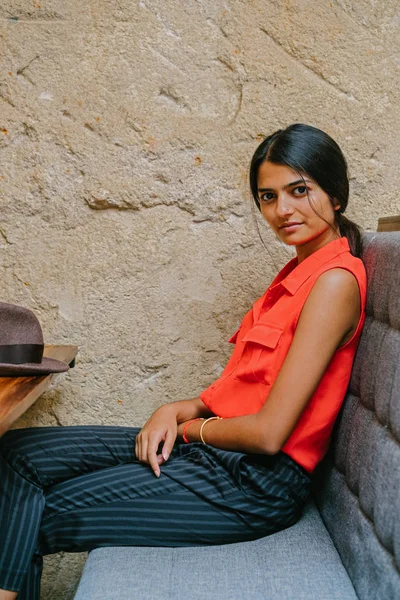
[83,120,112,143]
[139,200,195,216]
[206,16,229,39]
[17,54,40,85]
[147,46,187,77]
[158,87,190,112]
[216,56,234,72]
[212,57,246,125]
[22,121,39,140]
[1,17,66,23]
[61,109,74,120]
[260,27,358,101]
[0,88,16,108]
[229,81,243,125]
[84,193,136,211]
[85,194,197,213]
[0,227,11,244]
[84,122,95,132]
[49,409,63,426]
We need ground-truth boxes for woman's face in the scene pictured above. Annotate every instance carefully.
[257,161,340,247]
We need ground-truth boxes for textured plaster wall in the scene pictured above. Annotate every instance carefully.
[1,0,399,597]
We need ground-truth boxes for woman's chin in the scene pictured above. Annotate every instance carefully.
[275,229,306,246]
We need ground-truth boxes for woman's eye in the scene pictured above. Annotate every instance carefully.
[293,186,308,195]
[260,192,275,202]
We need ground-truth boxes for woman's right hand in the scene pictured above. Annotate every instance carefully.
[135,404,178,478]
[135,397,213,477]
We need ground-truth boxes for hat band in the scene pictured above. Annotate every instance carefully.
[0,343,44,365]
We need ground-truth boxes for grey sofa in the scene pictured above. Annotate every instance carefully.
[74,232,400,600]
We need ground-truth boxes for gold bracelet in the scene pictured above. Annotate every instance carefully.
[199,416,222,444]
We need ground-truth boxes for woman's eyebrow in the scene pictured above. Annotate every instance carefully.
[258,179,312,192]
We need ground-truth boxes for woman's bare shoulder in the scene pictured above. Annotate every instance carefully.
[313,267,360,306]
[315,267,360,290]
[301,267,361,343]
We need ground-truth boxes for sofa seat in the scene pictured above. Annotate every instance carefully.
[74,498,357,600]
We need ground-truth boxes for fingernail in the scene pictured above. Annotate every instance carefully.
[155,470,160,478]
[162,450,169,461]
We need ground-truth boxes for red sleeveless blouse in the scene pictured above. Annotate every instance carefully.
[199,237,367,473]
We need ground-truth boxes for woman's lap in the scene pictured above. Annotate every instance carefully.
[0,423,311,555]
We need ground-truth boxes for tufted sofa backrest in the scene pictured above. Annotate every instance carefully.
[313,231,400,600]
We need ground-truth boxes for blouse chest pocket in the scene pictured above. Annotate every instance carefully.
[234,323,284,385]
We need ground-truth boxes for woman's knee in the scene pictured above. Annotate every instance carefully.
[0,427,46,457]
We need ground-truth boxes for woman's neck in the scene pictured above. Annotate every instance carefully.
[295,228,341,264]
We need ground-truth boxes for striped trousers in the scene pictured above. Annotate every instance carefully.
[0,425,312,599]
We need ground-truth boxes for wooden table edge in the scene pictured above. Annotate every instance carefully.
[0,344,78,437]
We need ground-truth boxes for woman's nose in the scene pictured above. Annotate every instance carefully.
[275,193,294,217]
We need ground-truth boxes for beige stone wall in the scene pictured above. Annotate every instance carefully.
[1,0,399,597]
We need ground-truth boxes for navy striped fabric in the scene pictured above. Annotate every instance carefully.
[0,425,311,599]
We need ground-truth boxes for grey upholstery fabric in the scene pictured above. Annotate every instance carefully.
[74,500,357,600]
[314,231,400,600]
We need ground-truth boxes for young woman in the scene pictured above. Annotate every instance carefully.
[0,123,367,600]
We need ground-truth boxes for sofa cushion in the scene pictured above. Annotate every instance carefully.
[313,232,400,600]
[74,499,357,600]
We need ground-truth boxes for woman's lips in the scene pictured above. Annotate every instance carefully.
[279,222,303,232]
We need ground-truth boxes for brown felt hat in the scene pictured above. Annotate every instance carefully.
[0,302,70,376]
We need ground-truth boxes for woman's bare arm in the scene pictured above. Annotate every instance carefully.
[167,396,214,423]
[180,268,361,453]
[135,396,214,476]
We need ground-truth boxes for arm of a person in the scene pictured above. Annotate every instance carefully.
[181,268,361,454]
[135,396,215,476]
[167,396,214,423]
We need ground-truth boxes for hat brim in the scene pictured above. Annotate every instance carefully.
[0,357,70,377]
